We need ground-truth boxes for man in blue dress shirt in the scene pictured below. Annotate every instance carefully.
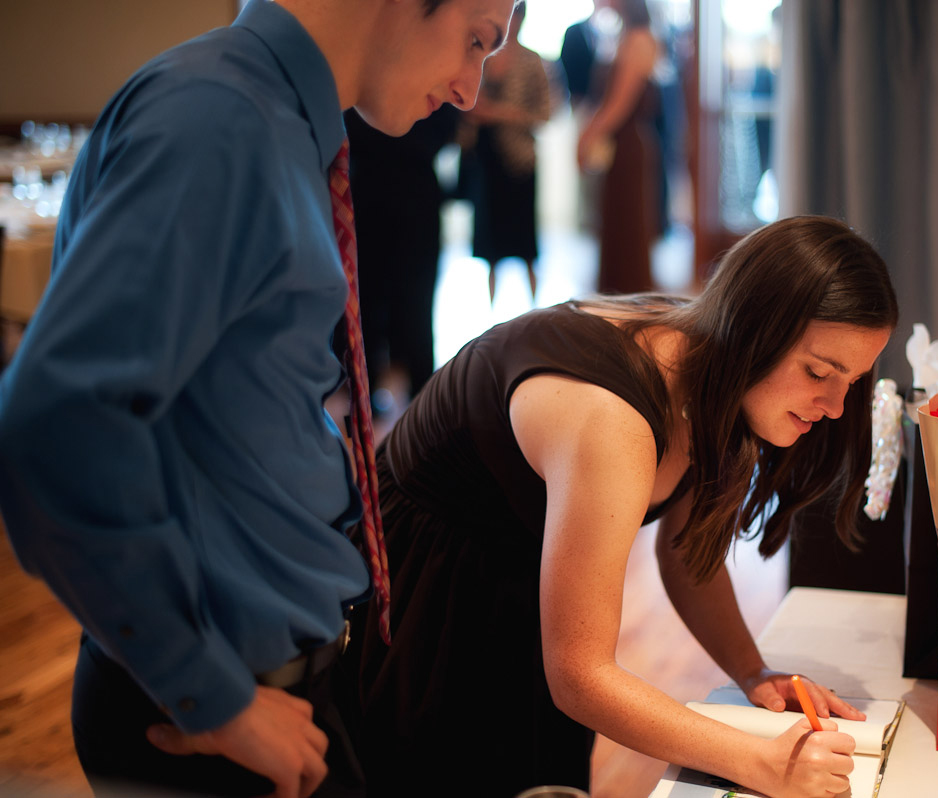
[0,0,514,796]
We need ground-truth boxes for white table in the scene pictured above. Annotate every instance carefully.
[652,587,938,796]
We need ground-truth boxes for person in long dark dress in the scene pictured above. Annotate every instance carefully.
[578,0,662,295]
[561,0,625,234]
[350,216,897,798]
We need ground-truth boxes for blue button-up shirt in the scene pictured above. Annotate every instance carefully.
[0,0,371,733]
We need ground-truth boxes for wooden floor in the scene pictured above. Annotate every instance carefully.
[0,516,786,798]
[0,525,90,798]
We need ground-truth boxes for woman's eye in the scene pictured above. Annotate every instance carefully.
[471,34,484,50]
[806,368,826,382]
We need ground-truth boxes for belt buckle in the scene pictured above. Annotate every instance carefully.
[338,619,351,655]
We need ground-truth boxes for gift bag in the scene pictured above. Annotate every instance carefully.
[904,406,938,679]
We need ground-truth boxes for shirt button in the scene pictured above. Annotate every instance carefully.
[178,697,197,713]
[118,625,135,638]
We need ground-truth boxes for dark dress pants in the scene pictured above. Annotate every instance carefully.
[72,635,364,798]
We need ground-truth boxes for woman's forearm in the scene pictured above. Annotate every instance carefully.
[654,502,768,688]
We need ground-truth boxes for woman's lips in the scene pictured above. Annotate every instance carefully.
[790,412,814,433]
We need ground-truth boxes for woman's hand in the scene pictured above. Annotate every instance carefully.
[576,122,605,172]
[754,717,855,798]
[739,668,867,721]
[576,124,595,171]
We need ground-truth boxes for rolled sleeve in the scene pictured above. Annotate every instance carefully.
[0,82,288,731]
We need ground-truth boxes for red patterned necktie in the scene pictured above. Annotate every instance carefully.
[329,138,392,645]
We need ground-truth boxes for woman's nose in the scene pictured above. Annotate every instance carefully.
[817,384,846,419]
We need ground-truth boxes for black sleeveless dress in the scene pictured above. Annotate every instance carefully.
[352,302,687,797]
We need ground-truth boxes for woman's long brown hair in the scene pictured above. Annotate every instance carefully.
[577,216,899,582]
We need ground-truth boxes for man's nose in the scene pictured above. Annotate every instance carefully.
[449,59,485,110]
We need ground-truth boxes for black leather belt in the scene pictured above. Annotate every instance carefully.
[256,620,351,689]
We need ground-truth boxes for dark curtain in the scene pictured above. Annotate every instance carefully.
[777,0,938,383]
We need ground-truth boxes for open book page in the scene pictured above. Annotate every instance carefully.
[650,686,904,798]
[687,699,900,756]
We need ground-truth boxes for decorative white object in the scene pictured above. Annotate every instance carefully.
[865,378,903,520]
[905,323,938,393]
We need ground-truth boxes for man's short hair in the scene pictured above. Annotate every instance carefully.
[422,0,520,19]
[423,0,520,15]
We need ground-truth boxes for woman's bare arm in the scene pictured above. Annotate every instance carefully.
[655,499,866,721]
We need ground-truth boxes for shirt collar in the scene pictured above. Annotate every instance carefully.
[234,0,346,171]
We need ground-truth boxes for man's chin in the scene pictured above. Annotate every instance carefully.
[352,107,415,138]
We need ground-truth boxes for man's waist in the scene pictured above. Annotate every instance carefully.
[256,620,351,689]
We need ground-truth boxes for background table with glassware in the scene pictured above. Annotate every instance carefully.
[0,122,82,359]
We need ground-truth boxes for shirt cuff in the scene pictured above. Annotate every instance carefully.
[126,628,258,734]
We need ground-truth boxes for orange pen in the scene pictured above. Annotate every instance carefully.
[791,674,823,731]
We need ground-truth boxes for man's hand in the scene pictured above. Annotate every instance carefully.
[146,685,329,798]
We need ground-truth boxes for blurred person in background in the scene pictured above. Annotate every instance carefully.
[578,0,662,295]
[560,0,624,233]
[459,1,550,305]
[346,104,460,414]
[561,0,612,110]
